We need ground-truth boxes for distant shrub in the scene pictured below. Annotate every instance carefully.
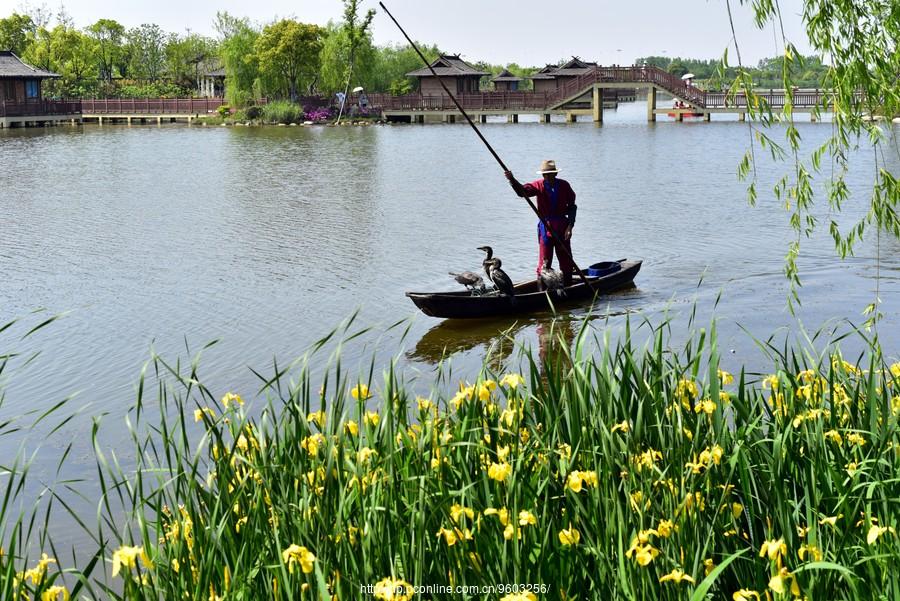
[261,101,302,124]
[117,82,189,98]
[217,104,232,118]
[245,106,262,120]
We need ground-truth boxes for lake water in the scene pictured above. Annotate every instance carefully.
[2,103,899,494]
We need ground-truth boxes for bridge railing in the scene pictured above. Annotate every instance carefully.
[546,65,708,108]
[0,99,82,117]
[373,91,557,112]
[79,97,229,114]
[704,89,832,109]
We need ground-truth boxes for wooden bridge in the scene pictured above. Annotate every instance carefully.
[369,65,832,123]
[1,65,835,129]
[0,97,230,128]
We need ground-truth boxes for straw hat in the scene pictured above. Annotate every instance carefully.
[537,159,560,174]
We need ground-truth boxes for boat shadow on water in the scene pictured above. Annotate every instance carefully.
[406,292,641,370]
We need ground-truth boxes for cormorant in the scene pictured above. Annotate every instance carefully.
[539,261,566,297]
[449,270,485,293]
[477,246,515,299]
[486,258,516,300]
[476,245,495,280]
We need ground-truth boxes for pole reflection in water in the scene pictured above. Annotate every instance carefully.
[408,317,527,373]
[534,317,578,380]
[407,313,582,380]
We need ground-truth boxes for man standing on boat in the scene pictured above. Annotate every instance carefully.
[505,160,578,287]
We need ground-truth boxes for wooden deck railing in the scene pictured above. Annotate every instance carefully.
[703,89,832,109]
[0,99,82,117]
[0,87,842,121]
[546,65,707,108]
[79,97,230,114]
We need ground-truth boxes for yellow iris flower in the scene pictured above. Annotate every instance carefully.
[487,461,512,482]
[220,392,244,409]
[351,384,371,400]
[111,545,151,578]
[558,526,581,546]
[659,568,695,584]
[374,577,414,601]
[281,544,315,574]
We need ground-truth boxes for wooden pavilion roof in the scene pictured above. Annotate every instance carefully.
[0,50,59,79]
[406,54,490,78]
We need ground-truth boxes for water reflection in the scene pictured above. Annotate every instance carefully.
[409,317,527,371]
[535,317,578,378]
[410,312,588,377]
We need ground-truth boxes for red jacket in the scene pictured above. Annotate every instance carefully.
[521,178,577,225]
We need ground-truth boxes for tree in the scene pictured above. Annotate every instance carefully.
[215,12,260,105]
[52,27,97,93]
[728,0,900,320]
[166,32,217,92]
[254,19,324,102]
[666,60,688,77]
[125,24,169,81]
[331,0,375,122]
[0,13,35,55]
[371,42,441,94]
[87,19,125,82]
[319,23,376,95]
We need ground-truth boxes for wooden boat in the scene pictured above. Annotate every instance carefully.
[406,259,642,319]
[667,111,704,118]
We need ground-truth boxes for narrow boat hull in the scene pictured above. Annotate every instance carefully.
[406,260,642,319]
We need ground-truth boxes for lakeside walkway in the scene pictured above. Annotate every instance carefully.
[370,65,836,123]
[1,65,848,129]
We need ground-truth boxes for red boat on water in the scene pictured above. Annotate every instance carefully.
[668,100,703,118]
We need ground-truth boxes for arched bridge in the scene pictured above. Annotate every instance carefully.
[371,65,833,123]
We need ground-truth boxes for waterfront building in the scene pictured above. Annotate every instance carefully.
[406,54,490,95]
[199,67,226,98]
[529,57,598,93]
[1,50,59,105]
[0,50,81,127]
[492,69,523,91]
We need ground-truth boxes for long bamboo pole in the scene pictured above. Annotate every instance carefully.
[379,2,596,292]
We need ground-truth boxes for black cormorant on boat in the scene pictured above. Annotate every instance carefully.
[477,246,515,300]
[476,245,495,279]
[539,261,566,297]
[449,271,485,293]
[486,258,515,300]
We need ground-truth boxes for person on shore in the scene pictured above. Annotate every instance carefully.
[504,160,578,288]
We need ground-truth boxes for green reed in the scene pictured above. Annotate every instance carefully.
[2,314,900,600]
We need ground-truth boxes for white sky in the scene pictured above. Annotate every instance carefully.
[1,0,814,66]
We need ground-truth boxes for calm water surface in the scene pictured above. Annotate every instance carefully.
[2,103,899,489]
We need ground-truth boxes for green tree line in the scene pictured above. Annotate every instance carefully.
[637,54,831,89]
[1,4,833,101]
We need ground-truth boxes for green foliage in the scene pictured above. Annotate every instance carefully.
[215,12,260,105]
[666,60,688,77]
[0,12,35,55]
[216,103,231,117]
[254,19,324,102]
[260,99,302,123]
[124,24,169,81]
[87,18,125,82]
[319,23,377,95]
[637,54,829,89]
[331,0,375,122]
[724,0,900,318]
[370,42,441,93]
[4,317,900,598]
[165,32,218,91]
[116,81,190,98]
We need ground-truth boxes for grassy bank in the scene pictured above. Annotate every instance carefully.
[2,318,900,600]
